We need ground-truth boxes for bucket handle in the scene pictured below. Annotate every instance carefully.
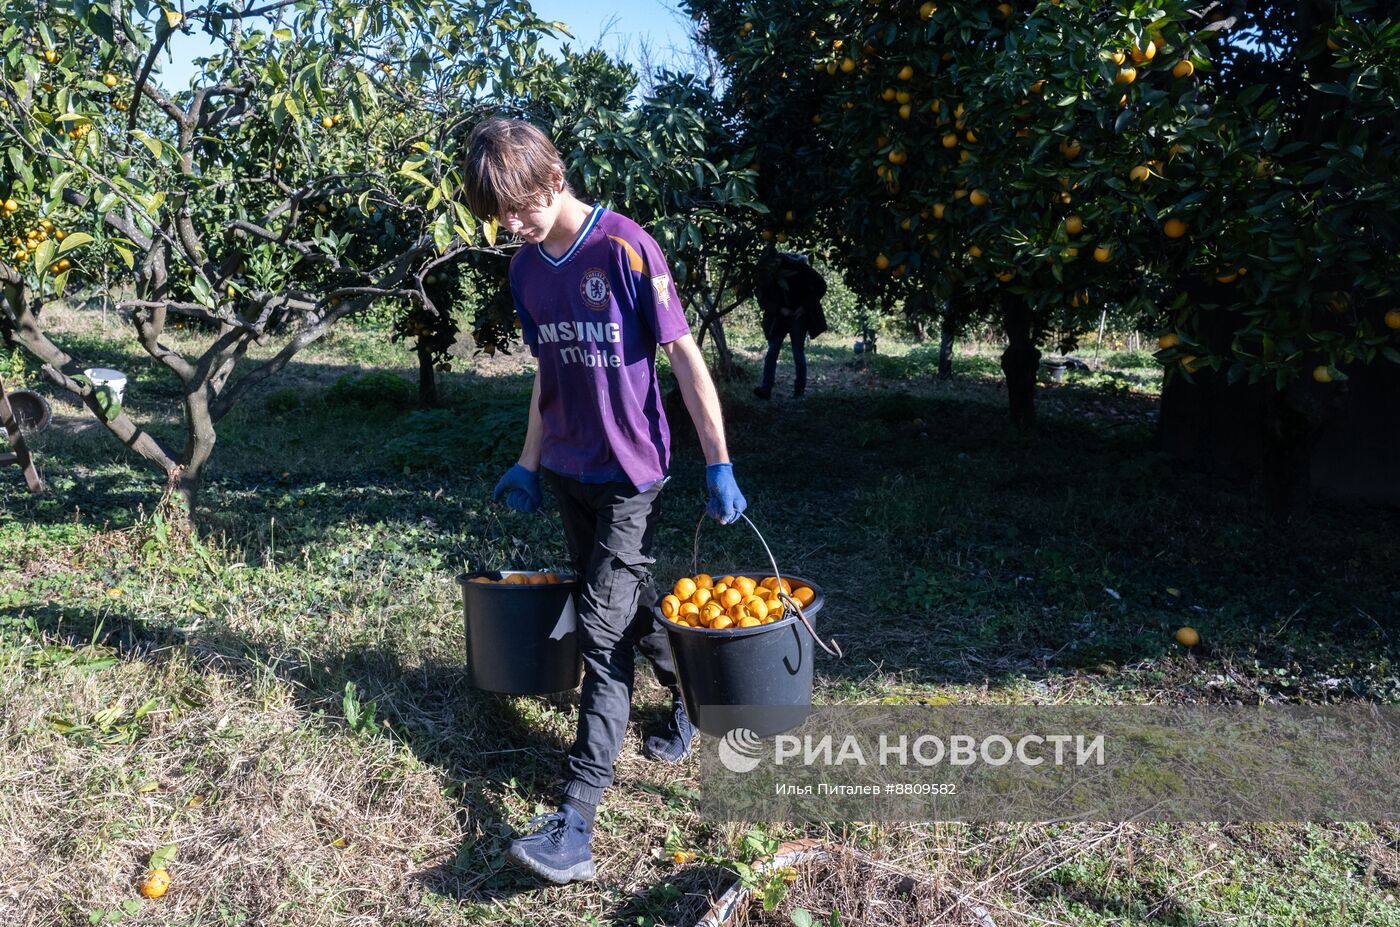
[692,513,843,659]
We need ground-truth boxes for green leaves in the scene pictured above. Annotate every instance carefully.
[58,232,94,254]
[131,130,163,161]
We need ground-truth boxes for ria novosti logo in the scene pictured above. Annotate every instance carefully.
[716,729,1108,772]
[717,728,765,773]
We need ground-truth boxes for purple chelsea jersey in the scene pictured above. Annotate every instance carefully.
[508,206,691,491]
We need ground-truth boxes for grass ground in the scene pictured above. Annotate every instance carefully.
[2,308,1398,926]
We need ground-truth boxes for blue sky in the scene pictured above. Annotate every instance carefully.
[161,0,698,91]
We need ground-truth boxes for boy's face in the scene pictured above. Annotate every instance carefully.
[497,172,564,244]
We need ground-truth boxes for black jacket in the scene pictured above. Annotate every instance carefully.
[757,251,828,341]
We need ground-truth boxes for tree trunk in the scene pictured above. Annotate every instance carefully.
[416,340,437,408]
[1260,378,1338,520]
[707,312,739,380]
[176,390,219,522]
[937,321,956,381]
[998,293,1041,429]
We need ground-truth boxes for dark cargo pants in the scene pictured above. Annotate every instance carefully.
[542,469,680,808]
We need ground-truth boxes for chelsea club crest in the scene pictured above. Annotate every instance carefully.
[580,268,611,310]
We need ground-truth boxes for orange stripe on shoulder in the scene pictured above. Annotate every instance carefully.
[608,235,646,274]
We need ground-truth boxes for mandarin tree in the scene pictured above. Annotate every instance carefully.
[0,0,555,514]
[689,0,1222,426]
[1147,0,1400,511]
[688,0,1400,435]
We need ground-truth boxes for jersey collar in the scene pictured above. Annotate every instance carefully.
[538,203,604,268]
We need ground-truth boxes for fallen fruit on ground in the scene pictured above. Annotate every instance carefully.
[139,869,171,899]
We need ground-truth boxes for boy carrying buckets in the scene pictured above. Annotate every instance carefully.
[461,117,746,884]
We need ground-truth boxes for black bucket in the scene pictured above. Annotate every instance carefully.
[457,570,582,695]
[657,570,826,738]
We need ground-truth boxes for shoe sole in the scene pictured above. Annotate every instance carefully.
[505,846,596,884]
[643,744,693,764]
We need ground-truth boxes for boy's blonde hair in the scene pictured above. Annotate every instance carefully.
[461,117,572,220]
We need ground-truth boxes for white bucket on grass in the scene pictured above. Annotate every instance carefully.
[84,368,128,403]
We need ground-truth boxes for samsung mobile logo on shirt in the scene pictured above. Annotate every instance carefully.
[536,320,624,368]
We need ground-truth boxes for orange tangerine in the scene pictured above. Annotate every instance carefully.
[719,588,744,609]
[713,582,729,595]
[694,573,714,589]
[702,602,724,622]
[792,586,816,607]
[661,595,681,619]
[673,577,697,600]
[745,596,769,620]
[504,573,529,585]
[527,573,550,585]
[691,587,713,608]
[719,575,736,586]
[712,615,734,630]
[734,576,757,597]
[738,616,762,628]
[728,602,748,622]
[678,602,700,619]
[766,597,783,616]
[139,869,171,899]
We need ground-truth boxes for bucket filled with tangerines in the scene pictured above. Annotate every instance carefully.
[456,569,581,695]
[656,516,842,738]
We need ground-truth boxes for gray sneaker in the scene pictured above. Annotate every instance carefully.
[505,805,596,884]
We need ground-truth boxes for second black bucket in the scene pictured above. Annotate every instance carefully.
[657,571,824,738]
[458,570,582,695]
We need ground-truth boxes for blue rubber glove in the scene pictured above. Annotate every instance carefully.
[705,463,747,525]
[492,464,542,514]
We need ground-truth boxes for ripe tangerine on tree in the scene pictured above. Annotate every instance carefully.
[1163,217,1188,239]
[1158,333,1181,350]
[1173,59,1194,78]
[1384,310,1400,330]
[1116,66,1137,85]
